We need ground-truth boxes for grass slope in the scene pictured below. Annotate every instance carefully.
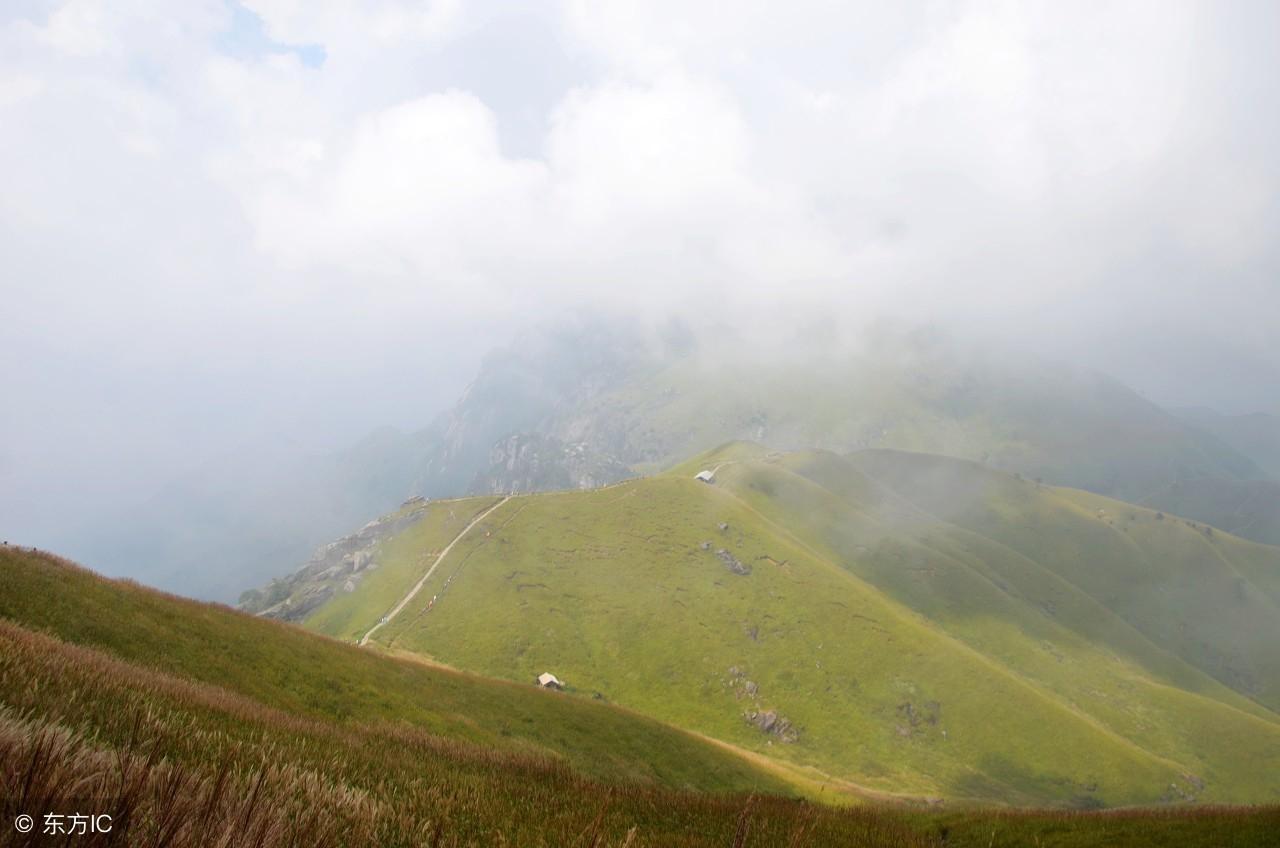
[5,551,1279,845]
[0,546,785,794]
[1142,477,1280,547]
[563,342,1257,511]
[2,548,973,847]
[843,449,1280,712]
[320,446,1280,808]
[303,495,506,640]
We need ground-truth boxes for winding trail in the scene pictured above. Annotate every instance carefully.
[358,496,510,647]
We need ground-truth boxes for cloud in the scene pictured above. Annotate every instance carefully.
[244,0,463,51]
[2,0,1279,556]
[251,90,549,277]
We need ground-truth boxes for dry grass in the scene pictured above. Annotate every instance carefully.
[0,615,936,847]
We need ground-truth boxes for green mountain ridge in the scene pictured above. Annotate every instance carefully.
[1173,408,1280,481]
[287,445,1280,807]
[65,322,1277,603]
[7,547,1280,847]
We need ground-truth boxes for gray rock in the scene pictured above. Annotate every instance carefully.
[716,548,751,575]
[744,708,799,743]
[242,503,429,621]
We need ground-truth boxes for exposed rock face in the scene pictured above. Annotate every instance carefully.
[744,709,799,743]
[469,433,631,494]
[1162,773,1208,803]
[894,700,942,739]
[726,666,798,742]
[238,503,429,620]
[238,325,647,608]
[715,548,751,575]
[407,319,655,500]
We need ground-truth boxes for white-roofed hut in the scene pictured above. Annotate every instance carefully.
[536,672,564,690]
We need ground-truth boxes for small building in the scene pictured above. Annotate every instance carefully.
[694,470,715,483]
[536,672,564,690]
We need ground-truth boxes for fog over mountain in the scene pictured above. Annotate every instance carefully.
[2,1,1279,594]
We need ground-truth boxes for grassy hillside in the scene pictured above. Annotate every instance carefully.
[558,336,1258,509]
[4,551,1279,846]
[307,446,1280,809]
[1141,477,1280,547]
[2,546,953,846]
[1173,408,1280,480]
[842,449,1280,711]
[0,546,789,794]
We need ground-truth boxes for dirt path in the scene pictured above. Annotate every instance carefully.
[358,496,510,647]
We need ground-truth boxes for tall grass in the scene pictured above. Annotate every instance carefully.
[3,548,1278,846]
[0,615,937,847]
[1,711,375,848]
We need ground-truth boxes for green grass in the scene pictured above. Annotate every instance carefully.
[563,344,1257,518]
[4,548,1279,845]
[302,496,505,640]
[318,444,1280,808]
[844,449,1280,711]
[1,551,942,846]
[1141,477,1280,547]
[0,546,787,793]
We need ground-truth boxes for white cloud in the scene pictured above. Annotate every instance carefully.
[243,0,464,51]
[2,0,1279,552]
[251,90,549,278]
[39,0,109,56]
[0,72,43,107]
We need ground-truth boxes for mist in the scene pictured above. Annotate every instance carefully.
[3,0,1279,583]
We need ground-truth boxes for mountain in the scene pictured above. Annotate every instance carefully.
[75,320,1272,603]
[1140,408,1280,546]
[1140,477,1280,547]
[65,320,649,603]
[269,445,1280,808]
[1172,408,1280,480]
[515,328,1259,501]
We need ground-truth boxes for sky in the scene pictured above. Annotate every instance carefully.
[2,0,1279,547]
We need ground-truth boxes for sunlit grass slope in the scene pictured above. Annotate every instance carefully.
[0,546,788,794]
[303,495,505,640]
[329,445,1280,807]
[5,545,1279,844]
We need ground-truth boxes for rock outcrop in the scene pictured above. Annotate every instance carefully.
[727,666,798,742]
[715,548,751,575]
[744,708,799,743]
[239,503,429,620]
[469,433,631,495]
